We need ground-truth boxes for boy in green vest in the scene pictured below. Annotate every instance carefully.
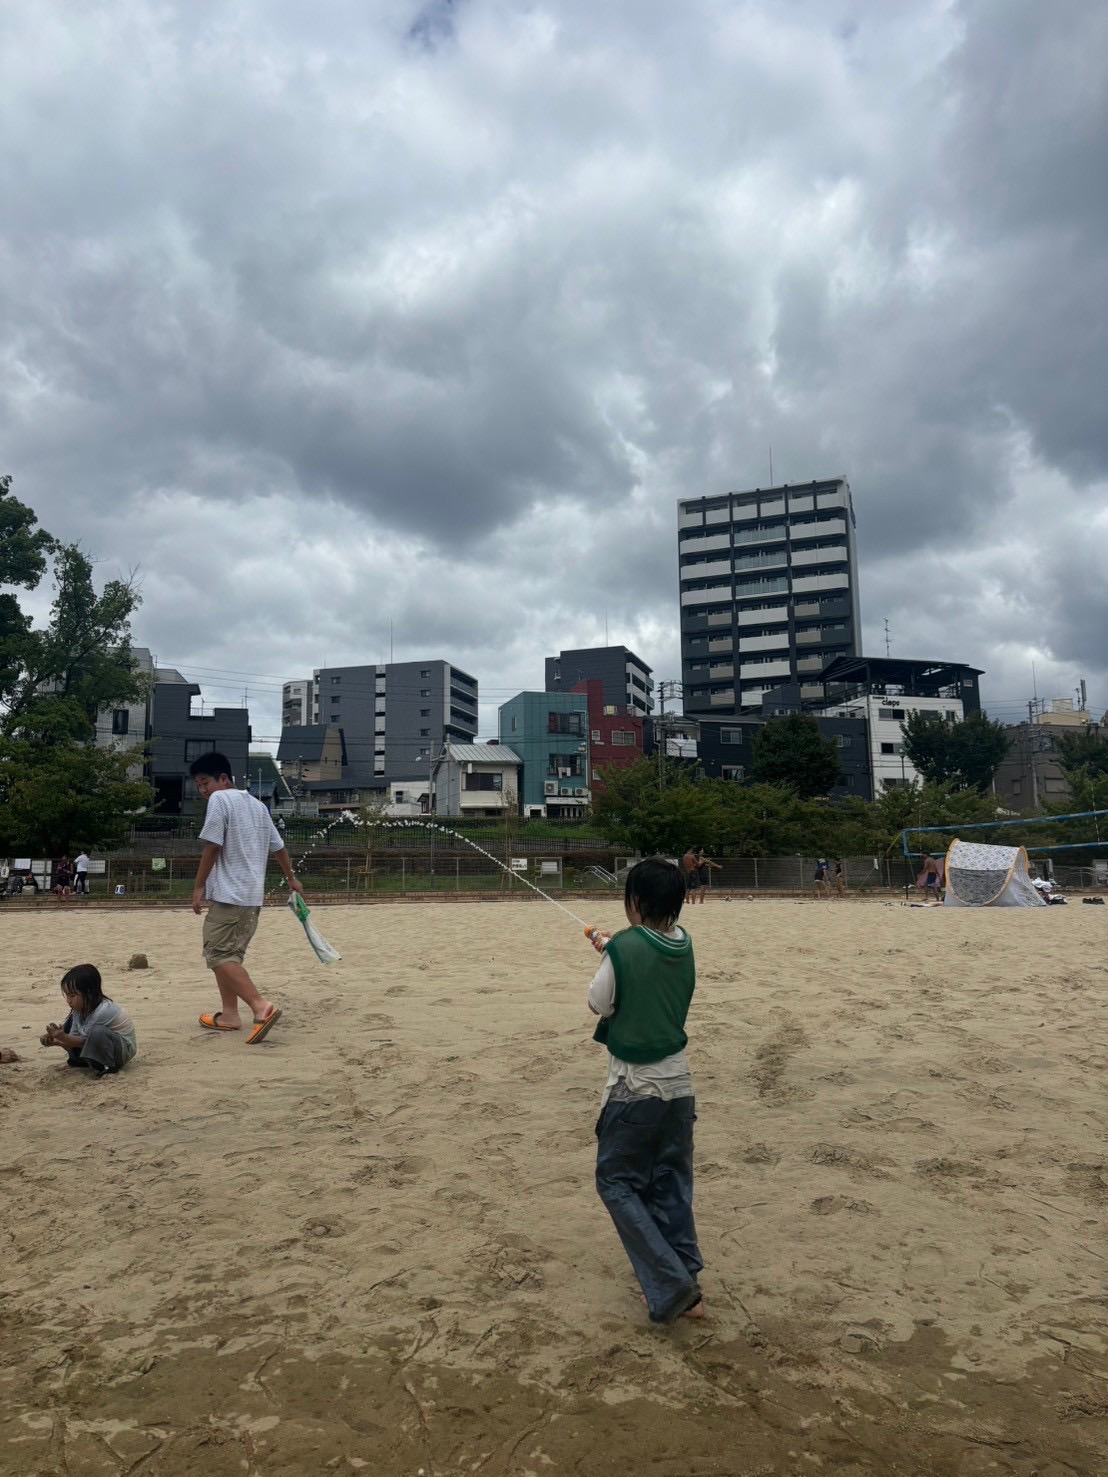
[587,856,703,1323]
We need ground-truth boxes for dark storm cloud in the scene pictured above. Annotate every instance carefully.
[1,0,1106,731]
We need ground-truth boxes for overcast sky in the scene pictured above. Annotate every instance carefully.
[3,0,1106,745]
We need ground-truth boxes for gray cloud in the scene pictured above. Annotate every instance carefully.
[1,0,1106,743]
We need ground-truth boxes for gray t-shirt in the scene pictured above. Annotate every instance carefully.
[199,788,285,907]
[69,999,137,1060]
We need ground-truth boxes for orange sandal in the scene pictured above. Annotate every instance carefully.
[246,1008,282,1044]
[199,1011,240,1031]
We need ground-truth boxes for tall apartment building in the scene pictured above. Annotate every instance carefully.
[678,478,861,716]
[282,680,312,726]
[308,660,478,787]
[544,645,654,715]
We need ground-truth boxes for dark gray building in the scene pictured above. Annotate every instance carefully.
[678,478,861,717]
[311,660,478,788]
[544,645,653,715]
[650,685,873,800]
[148,676,251,814]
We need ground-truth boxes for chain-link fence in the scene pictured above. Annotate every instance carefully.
[0,851,960,904]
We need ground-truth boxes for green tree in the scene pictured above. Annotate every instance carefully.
[900,710,1010,793]
[750,714,841,798]
[1056,729,1108,785]
[0,481,152,854]
[591,759,721,855]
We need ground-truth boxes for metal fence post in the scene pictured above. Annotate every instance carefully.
[456,857,460,891]
[753,857,758,890]
[401,857,406,895]
[346,858,351,898]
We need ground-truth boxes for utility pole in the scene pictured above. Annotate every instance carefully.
[654,680,683,790]
[884,618,891,658]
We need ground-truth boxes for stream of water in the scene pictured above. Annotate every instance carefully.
[271,810,593,930]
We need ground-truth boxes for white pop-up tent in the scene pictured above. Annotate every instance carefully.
[943,839,1047,908]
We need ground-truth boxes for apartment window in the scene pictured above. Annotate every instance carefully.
[111,709,129,736]
[548,711,583,735]
[420,728,429,737]
[880,742,903,756]
[420,708,430,717]
[591,729,601,742]
[511,716,517,732]
[184,739,209,761]
[945,710,956,721]
[420,689,430,697]
[720,728,743,746]
[835,734,852,749]
[721,765,745,782]
[420,669,430,678]
[464,772,502,792]
[612,730,636,746]
[419,748,429,760]
[330,676,340,684]
[395,790,406,803]
[879,708,906,721]
[1011,779,1022,795]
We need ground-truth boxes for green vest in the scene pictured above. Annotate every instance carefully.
[593,926,695,1064]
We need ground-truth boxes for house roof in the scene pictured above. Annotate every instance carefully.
[439,743,521,765]
[277,724,344,763]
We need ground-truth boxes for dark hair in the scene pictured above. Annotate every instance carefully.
[624,856,686,929]
[61,964,106,1013]
[189,751,233,782]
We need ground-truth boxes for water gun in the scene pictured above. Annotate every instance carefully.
[584,926,610,951]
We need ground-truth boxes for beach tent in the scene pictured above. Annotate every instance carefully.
[943,839,1047,908]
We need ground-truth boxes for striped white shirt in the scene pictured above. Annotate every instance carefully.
[199,789,285,907]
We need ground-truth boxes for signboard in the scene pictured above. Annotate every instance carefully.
[666,738,698,759]
[509,858,527,872]
[89,860,108,875]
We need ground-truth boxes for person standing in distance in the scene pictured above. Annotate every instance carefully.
[189,751,304,1044]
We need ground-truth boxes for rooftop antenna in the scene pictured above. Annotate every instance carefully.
[884,618,891,657]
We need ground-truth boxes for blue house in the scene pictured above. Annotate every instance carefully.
[497,692,590,818]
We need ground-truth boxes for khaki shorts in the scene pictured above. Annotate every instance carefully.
[203,902,261,970]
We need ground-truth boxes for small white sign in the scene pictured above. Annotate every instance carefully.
[509,858,527,872]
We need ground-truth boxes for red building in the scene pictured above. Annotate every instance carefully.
[572,680,644,792]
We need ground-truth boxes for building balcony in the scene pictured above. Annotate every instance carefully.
[740,633,790,654]
[792,572,849,594]
[679,531,731,554]
[738,604,788,626]
[710,665,734,681]
[796,628,822,645]
[708,637,733,653]
[789,544,847,567]
[734,550,788,573]
[710,690,736,706]
[797,656,825,674]
[681,558,731,580]
[707,611,732,627]
[681,583,732,607]
[740,659,791,680]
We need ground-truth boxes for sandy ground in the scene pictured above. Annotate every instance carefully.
[2,896,1107,1476]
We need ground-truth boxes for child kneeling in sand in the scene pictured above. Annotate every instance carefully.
[41,964,137,1079]
[587,857,704,1324]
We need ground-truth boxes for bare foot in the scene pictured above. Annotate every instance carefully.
[0,1048,20,1064]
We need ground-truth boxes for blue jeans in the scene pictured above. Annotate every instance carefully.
[595,1094,703,1322]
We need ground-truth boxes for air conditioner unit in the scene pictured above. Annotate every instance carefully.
[543,780,557,796]
[577,743,587,753]
[559,787,572,796]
